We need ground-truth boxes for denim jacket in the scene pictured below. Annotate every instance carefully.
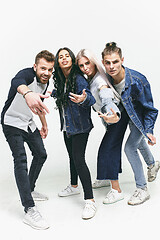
[51,74,96,136]
[108,67,158,139]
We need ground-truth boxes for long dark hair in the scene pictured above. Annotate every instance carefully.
[53,47,79,109]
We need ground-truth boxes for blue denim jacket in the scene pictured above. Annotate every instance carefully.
[52,74,96,136]
[108,67,158,139]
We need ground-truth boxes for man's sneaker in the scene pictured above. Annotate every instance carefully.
[128,187,150,205]
[23,207,49,230]
[58,184,80,197]
[82,200,96,220]
[31,191,48,201]
[147,161,160,182]
[92,179,110,189]
[103,188,124,204]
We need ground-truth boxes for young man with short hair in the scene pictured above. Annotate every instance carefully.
[1,50,55,229]
[98,42,159,205]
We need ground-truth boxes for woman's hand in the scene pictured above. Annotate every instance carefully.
[69,89,87,103]
[98,108,119,124]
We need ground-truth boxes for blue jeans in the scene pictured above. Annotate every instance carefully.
[124,121,154,188]
[2,125,47,211]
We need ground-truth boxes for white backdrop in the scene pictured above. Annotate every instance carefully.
[0,0,160,237]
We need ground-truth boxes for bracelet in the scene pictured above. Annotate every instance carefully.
[23,90,33,98]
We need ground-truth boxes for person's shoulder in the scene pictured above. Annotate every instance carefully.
[125,67,146,80]
[94,72,107,84]
[15,67,35,77]
[76,73,86,81]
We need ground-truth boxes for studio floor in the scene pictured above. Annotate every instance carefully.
[0,166,160,240]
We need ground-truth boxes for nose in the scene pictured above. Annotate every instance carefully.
[84,64,88,71]
[44,69,49,75]
[110,62,114,69]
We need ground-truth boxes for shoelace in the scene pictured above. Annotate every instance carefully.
[28,208,42,222]
[132,189,145,200]
[63,186,72,193]
[84,202,95,211]
[106,190,115,199]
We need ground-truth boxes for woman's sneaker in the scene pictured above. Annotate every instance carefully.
[82,200,96,219]
[128,187,150,205]
[31,191,48,201]
[103,188,124,204]
[147,161,160,182]
[58,184,80,197]
[92,179,110,189]
[23,207,49,230]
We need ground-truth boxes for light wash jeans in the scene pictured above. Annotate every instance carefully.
[124,121,155,188]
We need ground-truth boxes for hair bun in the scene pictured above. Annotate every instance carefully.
[106,42,116,47]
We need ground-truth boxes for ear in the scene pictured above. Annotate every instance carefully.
[102,59,104,66]
[121,57,124,64]
[33,63,37,72]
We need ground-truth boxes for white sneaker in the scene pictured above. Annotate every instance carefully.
[128,187,150,205]
[103,188,124,204]
[147,161,160,182]
[92,179,110,189]
[31,191,48,201]
[58,184,80,197]
[82,200,96,220]
[23,207,49,230]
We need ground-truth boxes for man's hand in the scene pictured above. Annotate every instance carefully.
[69,89,87,103]
[25,92,49,115]
[40,125,48,139]
[147,133,156,146]
[98,108,119,124]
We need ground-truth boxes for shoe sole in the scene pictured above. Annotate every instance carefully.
[103,197,124,204]
[82,211,96,220]
[127,195,150,206]
[92,185,110,189]
[32,198,48,201]
[58,192,80,197]
[23,220,50,230]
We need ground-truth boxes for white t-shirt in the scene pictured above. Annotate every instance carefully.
[114,79,125,96]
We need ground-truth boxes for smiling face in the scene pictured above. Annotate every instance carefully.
[58,49,72,71]
[78,56,97,79]
[102,52,124,78]
[34,58,54,84]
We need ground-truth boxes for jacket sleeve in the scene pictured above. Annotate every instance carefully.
[99,88,121,118]
[76,74,96,107]
[140,82,158,134]
[134,77,158,134]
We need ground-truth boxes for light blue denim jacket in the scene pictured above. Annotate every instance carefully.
[107,66,158,139]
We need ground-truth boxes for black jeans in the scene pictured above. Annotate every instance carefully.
[63,132,93,200]
[2,125,47,211]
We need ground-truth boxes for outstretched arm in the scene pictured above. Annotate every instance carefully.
[17,85,49,115]
[69,89,87,103]
[38,113,48,139]
[99,86,120,120]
